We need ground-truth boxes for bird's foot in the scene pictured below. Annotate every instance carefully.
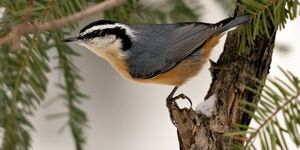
[167,86,192,107]
[166,86,192,126]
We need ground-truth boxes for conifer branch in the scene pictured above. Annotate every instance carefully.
[237,68,300,149]
[245,93,300,148]
[2,53,30,149]
[23,0,34,23]
[0,0,125,46]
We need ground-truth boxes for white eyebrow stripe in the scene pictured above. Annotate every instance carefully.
[81,23,135,38]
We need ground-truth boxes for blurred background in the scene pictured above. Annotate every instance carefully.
[9,0,297,150]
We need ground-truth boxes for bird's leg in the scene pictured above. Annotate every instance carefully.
[166,86,192,126]
[167,86,192,107]
[167,86,179,100]
[166,86,178,126]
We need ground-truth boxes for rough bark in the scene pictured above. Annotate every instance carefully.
[167,4,276,150]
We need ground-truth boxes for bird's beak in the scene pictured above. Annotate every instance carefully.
[62,36,79,42]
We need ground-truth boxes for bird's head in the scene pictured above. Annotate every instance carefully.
[63,20,134,53]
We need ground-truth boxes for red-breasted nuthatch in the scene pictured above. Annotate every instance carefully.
[63,15,251,87]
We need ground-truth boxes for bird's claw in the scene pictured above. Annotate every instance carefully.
[171,93,192,108]
[166,86,192,126]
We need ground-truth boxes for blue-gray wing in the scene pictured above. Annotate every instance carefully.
[127,23,213,78]
[127,15,252,78]
[163,23,214,70]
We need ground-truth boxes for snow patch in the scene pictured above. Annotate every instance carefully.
[195,94,217,117]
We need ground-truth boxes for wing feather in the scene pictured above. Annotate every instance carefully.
[127,15,252,79]
[128,23,216,78]
[164,24,214,65]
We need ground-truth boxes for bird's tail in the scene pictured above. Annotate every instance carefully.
[215,14,252,32]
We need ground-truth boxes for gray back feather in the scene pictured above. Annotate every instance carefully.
[126,15,252,78]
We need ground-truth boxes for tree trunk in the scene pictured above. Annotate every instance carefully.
[167,3,276,150]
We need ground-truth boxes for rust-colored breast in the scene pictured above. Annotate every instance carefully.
[100,43,131,79]
[101,35,221,86]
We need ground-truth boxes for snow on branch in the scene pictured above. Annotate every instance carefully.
[195,94,217,117]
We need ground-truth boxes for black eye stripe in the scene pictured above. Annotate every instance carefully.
[80,30,103,39]
[80,27,132,51]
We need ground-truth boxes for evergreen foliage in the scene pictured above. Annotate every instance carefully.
[227,0,300,149]
[229,68,300,150]
[0,0,91,149]
[237,0,299,53]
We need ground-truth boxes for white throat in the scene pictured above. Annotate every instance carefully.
[77,38,127,59]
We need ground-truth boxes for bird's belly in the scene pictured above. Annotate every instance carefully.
[141,57,203,86]
[103,51,203,86]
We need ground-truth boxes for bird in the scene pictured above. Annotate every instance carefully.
[63,14,252,100]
